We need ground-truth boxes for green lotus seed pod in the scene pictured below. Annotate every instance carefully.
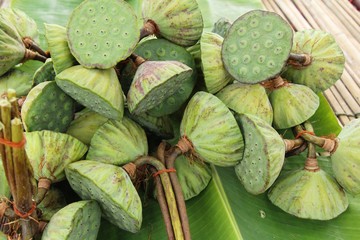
[21,81,76,132]
[42,200,101,240]
[331,118,360,195]
[65,160,142,233]
[222,10,293,84]
[282,29,345,93]
[55,65,124,120]
[180,91,244,166]
[142,0,203,46]
[33,58,56,85]
[25,130,88,182]
[87,117,148,165]
[67,0,139,69]
[37,187,67,221]
[270,83,319,129]
[268,168,348,220]
[127,61,192,115]
[0,160,10,198]
[212,17,232,38]
[235,113,285,194]
[0,66,33,97]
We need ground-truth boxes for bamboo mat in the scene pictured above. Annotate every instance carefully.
[262,0,360,126]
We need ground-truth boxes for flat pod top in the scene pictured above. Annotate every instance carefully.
[67,0,139,69]
[222,10,293,84]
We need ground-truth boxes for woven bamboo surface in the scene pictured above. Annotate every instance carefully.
[262,0,360,126]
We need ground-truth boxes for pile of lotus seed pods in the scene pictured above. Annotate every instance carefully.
[0,0,360,239]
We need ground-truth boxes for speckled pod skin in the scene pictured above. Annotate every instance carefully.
[268,169,348,220]
[0,67,33,96]
[142,0,203,46]
[0,161,10,198]
[21,81,75,132]
[55,65,124,120]
[65,160,142,233]
[331,118,360,195]
[67,0,139,69]
[127,61,192,115]
[44,24,77,74]
[212,17,232,38]
[42,200,101,240]
[37,187,67,221]
[201,32,234,93]
[282,29,345,93]
[24,130,88,182]
[87,117,148,166]
[222,10,293,84]
[235,114,285,195]
[33,58,56,85]
[269,83,319,129]
[216,83,273,125]
[180,91,244,166]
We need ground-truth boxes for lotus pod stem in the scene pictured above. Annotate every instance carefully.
[22,37,48,58]
[23,49,47,63]
[129,54,146,67]
[283,138,305,152]
[35,178,52,204]
[140,20,159,40]
[288,53,312,67]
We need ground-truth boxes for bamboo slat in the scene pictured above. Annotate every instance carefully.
[337,0,360,27]
[323,91,351,125]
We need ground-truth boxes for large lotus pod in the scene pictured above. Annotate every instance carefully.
[268,168,348,220]
[133,38,197,117]
[216,83,273,125]
[37,187,67,221]
[21,81,75,132]
[44,23,78,74]
[66,108,108,145]
[33,58,56,85]
[212,17,232,38]
[24,130,88,183]
[141,0,203,47]
[0,67,33,97]
[67,0,139,69]
[127,60,192,115]
[42,200,101,240]
[180,91,244,166]
[235,113,285,195]
[65,160,142,232]
[331,118,360,195]
[201,32,234,93]
[55,65,124,120]
[282,29,345,93]
[0,161,10,198]
[87,117,148,165]
[222,10,293,84]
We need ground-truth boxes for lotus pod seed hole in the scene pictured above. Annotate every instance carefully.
[250,18,259,28]
[228,44,238,53]
[253,66,260,74]
[275,31,284,39]
[237,27,247,36]
[170,50,178,58]
[258,55,265,63]
[242,55,251,64]
[252,43,260,51]
[238,40,248,48]
[267,60,275,68]
[231,57,239,66]
[167,97,176,105]
[112,28,120,35]
[264,22,273,31]
[156,48,166,56]
[178,87,185,94]
[264,40,274,48]
[251,31,260,39]
[274,47,283,55]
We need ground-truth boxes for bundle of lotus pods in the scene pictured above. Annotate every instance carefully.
[0,1,359,239]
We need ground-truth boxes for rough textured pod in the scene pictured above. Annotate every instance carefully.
[212,17,232,38]
[33,58,56,85]
[0,66,33,96]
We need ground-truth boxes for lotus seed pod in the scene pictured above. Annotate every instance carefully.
[212,17,232,38]
[44,23,78,74]
[142,0,203,47]
[180,91,244,166]
[222,10,293,84]
[25,130,88,183]
[21,81,75,132]
[0,161,10,198]
[127,61,192,115]
[216,83,273,125]
[0,67,33,96]
[331,118,360,195]
[65,160,142,233]
[42,200,101,240]
[235,114,285,194]
[87,117,148,166]
[201,32,234,93]
[269,83,319,129]
[55,65,124,120]
[37,187,67,221]
[282,29,345,93]
[33,58,56,85]
[268,168,348,220]
[67,0,139,69]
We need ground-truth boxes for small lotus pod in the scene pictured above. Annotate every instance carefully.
[0,161,10,198]
[67,0,139,69]
[66,108,108,145]
[44,23,78,74]
[65,160,142,233]
[127,61,192,115]
[180,91,244,166]
[37,187,67,221]
[222,10,293,84]
[216,83,273,125]
[141,0,203,47]
[282,29,345,93]
[55,65,124,120]
[235,113,285,195]
[331,118,360,195]
[200,32,234,93]
[21,81,75,132]
[24,130,88,183]
[212,17,232,38]
[42,200,101,240]
[87,117,148,165]
[0,67,33,96]
[269,83,319,129]
[33,58,56,85]
[268,168,348,220]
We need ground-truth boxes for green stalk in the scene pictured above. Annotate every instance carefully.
[303,122,320,172]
